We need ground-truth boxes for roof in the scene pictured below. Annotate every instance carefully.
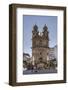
[23,53,30,57]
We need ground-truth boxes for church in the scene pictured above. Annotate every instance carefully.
[32,24,49,69]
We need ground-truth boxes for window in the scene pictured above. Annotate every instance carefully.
[40,52,42,55]
[39,57,43,62]
[39,40,42,45]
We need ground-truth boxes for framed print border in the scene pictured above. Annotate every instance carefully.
[9,4,66,86]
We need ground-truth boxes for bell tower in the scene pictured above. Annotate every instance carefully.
[32,24,39,37]
[42,24,49,47]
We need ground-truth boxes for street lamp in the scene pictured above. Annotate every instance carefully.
[32,56,35,66]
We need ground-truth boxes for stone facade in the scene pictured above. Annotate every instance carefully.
[32,24,49,68]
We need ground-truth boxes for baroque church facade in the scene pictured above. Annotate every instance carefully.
[32,24,49,68]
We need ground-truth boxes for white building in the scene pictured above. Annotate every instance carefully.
[23,53,30,61]
[23,53,31,70]
[47,45,57,61]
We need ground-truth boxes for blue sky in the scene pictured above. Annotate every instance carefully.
[23,15,57,56]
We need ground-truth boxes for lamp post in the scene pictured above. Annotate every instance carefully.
[32,56,35,72]
[32,56,35,66]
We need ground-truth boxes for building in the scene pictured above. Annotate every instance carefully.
[47,45,57,68]
[23,53,31,70]
[47,45,57,61]
[32,24,49,68]
[54,45,57,60]
[23,53,30,61]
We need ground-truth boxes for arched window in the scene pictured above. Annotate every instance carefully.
[39,57,43,62]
